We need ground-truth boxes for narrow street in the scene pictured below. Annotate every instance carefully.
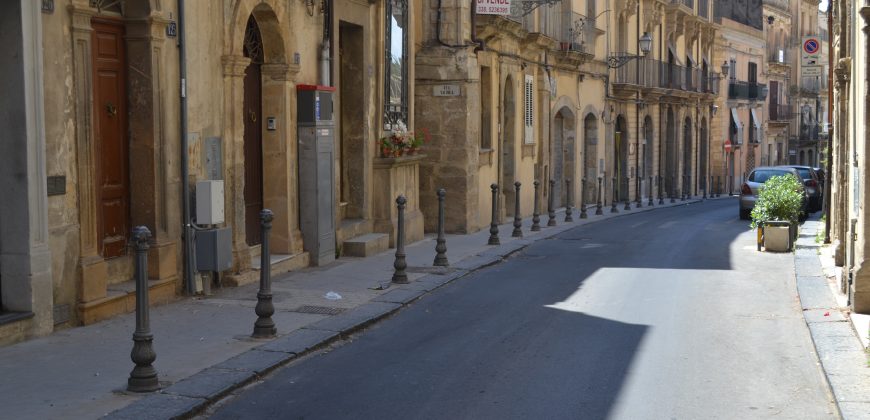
[206,199,838,419]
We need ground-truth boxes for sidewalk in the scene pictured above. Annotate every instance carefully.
[793,216,870,419]
[0,196,704,420]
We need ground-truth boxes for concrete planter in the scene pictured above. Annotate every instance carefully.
[764,224,792,252]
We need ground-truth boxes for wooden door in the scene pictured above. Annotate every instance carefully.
[92,19,129,258]
[243,17,264,246]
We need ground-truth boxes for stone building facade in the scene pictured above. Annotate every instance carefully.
[830,0,870,313]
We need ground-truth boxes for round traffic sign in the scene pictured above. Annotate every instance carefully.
[804,38,819,55]
[724,139,732,153]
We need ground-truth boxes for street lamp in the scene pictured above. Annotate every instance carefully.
[721,61,731,79]
[607,32,653,68]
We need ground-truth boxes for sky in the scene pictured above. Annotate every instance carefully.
[819,0,828,12]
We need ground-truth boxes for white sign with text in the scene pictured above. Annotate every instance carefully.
[476,0,512,16]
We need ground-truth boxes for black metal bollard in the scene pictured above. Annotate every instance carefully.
[128,226,158,393]
[670,176,676,203]
[512,182,523,237]
[703,175,708,199]
[716,176,721,197]
[488,184,500,245]
[565,179,573,222]
[392,196,409,283]
[681,175,686,201]
[623,176,631,211]
[580,178,588,219]
[595,177,603,215]
[636,175,643,208]
[611,177,619,213]
[548,179,557,226]
[648,176,654,206]
[253,209,277,338]
[531,180,541,231]
[658,175,664,205]
[434,189,449,266]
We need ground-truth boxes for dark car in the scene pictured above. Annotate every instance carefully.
[739,166,808,220]
[783,165,822,212]
[814,166,826,192]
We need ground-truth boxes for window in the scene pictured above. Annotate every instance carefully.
[384,0,408,131]
[729,58,736,80]
[524,74,534,144]
[748,62,757,84]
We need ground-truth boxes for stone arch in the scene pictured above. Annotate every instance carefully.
[223,1,301,273]
[552,105,576,208]
[583,112,599,203]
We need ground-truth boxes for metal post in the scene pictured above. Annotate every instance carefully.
[611,177,619,213]
[595,177,603,215]
[128,226,158,393]
[636,174,643,208]
[434,189,449,266]
[392,196,409,283]
[703,175,708,199]
[531,180,541,231]
[565,179,573,222]
[512,182,523,237]
[648,176,654,206]
[488,184,500,245]
[548,179,557,226]
[623,175,631,211]
[670,176,676,203]
[658,175,664,205]
[680,175,686,201]
[716,176,721,197]
[253,209,276,338]
[580,178,588,218]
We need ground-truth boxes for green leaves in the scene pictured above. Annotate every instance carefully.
[750,175,803,229]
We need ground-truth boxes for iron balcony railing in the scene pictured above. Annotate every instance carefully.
[671,0,694,9]
[800,78,821,94]
[557,11,595,54]
[612,57,720,94]
[728,80,768,101]
[769,104,791,121]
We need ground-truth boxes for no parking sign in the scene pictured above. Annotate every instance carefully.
[802,36,821,66]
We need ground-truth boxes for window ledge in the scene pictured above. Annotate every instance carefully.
[522,144,536,158]
[0,311,34,327]
[479,148,494,166]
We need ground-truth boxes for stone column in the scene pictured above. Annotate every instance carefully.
[69,5,109,304]
[222,54,255,272]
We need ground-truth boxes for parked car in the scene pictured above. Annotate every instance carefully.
[783,165,822,212]
[814,166,826,193]
[739,166,808,220]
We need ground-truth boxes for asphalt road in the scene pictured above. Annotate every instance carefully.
[206,198,838,420]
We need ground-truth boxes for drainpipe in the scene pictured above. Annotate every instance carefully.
[320,0,331,86]
[824,0,833,244]
[178,0,195,295]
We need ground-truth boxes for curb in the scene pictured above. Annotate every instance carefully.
[793,218,870,420]
[103,197,707,419]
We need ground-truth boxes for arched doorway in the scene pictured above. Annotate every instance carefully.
[553,107,576,208]
[699,118,708,194]
[665,107,676,197]
[683,117,693,195]
[243,15,264,246]
[799,150,806,165]
[502,76,517,217]
[584,113,599,204]
[615,115,629,202]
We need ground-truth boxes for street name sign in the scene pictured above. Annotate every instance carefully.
[476,0,511,16]
[433,84,461,96]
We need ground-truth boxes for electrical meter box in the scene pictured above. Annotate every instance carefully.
[196,180,225,225]
[297,85,336,266]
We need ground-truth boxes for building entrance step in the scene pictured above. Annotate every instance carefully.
[343,233,390,257]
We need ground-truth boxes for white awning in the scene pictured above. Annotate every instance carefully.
[731,108,743,145]
[750,108,762,129]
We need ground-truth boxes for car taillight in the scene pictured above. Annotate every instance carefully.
[741,183,752,195]
[805,179,818,188]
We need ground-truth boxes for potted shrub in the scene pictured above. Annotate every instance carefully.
[750,174,803,252]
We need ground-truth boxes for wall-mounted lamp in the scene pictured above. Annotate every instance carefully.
[767,15,775,25]
[711,104,719,117]
[721,61,731,79]
[607,32,653,68]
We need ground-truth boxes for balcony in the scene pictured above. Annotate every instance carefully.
[728,80,768,101]
[671,0,694,9]
[769,103,791,122]
[768,49,789,65]
[555,11,596,55]
[612,57,720,95]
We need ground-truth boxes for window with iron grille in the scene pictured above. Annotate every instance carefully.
[524,75,534,144]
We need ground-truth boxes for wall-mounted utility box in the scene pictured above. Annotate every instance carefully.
[297,84,334,124]
[195,228,232,272]
[196,180,225,225]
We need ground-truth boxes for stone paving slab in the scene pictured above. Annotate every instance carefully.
[213,349,289,374]
[162,367,255,400]
[804,309,848,323]
[839,402,870,420]
[372,287,427,305]
[798,276,840,309]
[303,301,401,333]
[102,393,204,420]
[257,327,340,354]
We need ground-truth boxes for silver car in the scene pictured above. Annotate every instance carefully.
[739,166,808,220]
[782,165,822,212]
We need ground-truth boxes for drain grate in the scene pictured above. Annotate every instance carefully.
[290,305,345,316]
